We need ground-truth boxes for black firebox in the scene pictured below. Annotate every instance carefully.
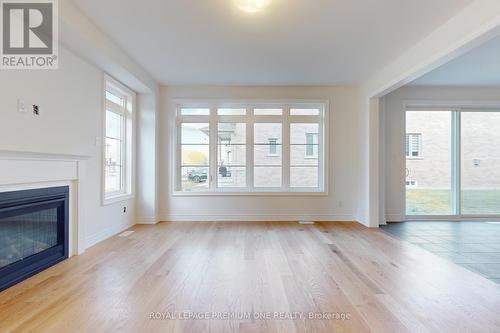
[0,186,69,292]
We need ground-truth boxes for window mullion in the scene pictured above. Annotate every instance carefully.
[452,111,461,215]
[121,111,126,194]
[247,109,255,191]
[106,100,126,116]
[210,108,217,191]
[318,115,325,191]
[176,117,182,191]
[283,106,290,190]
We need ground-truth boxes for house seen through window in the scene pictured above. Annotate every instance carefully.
[406,133,422,158]
[176,102,326,193]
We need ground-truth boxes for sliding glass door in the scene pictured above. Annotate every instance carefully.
[406,109,500,217]
[461,112,500,215]
[405,111,453,215]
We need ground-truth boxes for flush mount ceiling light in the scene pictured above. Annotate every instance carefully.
[234,0,271,13]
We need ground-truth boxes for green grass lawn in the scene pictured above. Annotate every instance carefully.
[407,189,500,215]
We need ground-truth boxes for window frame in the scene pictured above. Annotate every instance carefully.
[172,100,328,196]
[102,74,136,205]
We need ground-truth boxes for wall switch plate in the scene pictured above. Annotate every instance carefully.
[18,99,27,113]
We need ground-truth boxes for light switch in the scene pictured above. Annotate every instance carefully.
[18,99,27,113]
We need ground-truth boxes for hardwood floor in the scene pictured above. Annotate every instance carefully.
[1,221,500,333]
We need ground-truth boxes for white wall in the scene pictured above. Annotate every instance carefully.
[59,0,161,227]
[160,86,360,221]
[0,47,135,247]
[136,92,160,224]
[383,85,500,221]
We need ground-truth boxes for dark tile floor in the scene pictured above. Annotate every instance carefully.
[381,221,500,284]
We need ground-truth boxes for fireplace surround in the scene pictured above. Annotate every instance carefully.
[0,186,69,292]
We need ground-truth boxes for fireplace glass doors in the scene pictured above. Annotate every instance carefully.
[0,186,69,291]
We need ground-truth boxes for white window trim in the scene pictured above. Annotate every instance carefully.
[172,99,329,196]
[102,74,136,205]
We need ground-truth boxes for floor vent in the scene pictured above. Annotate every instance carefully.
[298,221,315,225]
[118,230,135,237]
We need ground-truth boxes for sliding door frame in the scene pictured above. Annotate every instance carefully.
[403,100,500,221]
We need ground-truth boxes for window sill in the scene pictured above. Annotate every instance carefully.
[171,191,328,197]
[406,157,424,160]
[103,193,134,206]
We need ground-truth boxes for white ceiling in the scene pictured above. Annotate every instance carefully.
[71,0,472,86]
[411,36,500,86]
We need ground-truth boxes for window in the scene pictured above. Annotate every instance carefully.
[181,123,210,191]
[255,124,282,188]
[406,133,422,158]
[291,124,319,188]
[103,76,135,204]
[406,180,418,187]
[254,108,282,115]
[218,108,246,116]
[175,102,326,193]
[180,108,210,115]
[268,138,278,156]
[305,133,318,158]
[218,123,246,188]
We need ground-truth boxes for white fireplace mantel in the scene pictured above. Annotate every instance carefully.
[0,150,91,256]
[0,150,92,161]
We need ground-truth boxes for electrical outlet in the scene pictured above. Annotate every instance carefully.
[32,104,40,115]
[18,99,27,113]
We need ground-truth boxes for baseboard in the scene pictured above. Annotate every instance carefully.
[406,216,500,221]
[136,216,159,224]
[159,213,356,222]
[386,214,405,222]
[86,220,135,249]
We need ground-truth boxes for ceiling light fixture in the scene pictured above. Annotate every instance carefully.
[234,0,271,13]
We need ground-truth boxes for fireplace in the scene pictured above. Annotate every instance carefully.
[0,186,69,292]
